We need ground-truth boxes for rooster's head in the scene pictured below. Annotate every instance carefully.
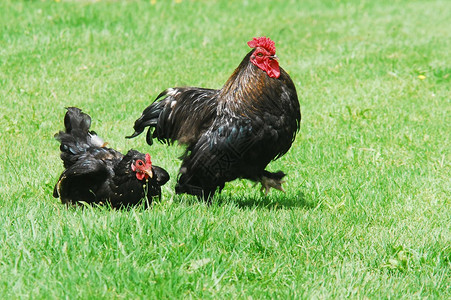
[247,36,280,79]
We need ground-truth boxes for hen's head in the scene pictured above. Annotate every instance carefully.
[130,153,153,181]
[248,36,280,78]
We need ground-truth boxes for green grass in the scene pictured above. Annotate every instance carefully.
[1,0,450,298]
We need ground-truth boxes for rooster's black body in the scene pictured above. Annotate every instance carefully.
[53,107,169,208]
[128,37,300,200]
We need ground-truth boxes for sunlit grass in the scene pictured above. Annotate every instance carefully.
[0,0,450,298]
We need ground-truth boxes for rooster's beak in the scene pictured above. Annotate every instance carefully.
[270,55,278,60]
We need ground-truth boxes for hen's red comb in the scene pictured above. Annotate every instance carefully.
[145,153,152,166]
[247,37,276,55]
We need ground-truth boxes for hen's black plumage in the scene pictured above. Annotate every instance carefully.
[53,107,169,208]
[128,37,301,200]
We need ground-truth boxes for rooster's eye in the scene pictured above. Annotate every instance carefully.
[257,52,263,57]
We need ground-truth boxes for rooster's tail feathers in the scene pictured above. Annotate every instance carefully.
[127,87,218,146]
[126,89,172,144]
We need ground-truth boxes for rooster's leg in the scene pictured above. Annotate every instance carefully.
[260,173,286,196]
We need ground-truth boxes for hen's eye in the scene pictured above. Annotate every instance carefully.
[137,161,144,166]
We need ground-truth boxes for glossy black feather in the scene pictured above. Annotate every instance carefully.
[128,87,218,146]
[128,47,301,200]
[54,107,169,208]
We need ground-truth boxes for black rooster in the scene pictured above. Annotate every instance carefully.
[128,37,301,200]
[53,107,169,208]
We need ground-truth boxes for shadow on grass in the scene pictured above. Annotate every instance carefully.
[169,190,315,210]
[222,190,315,210]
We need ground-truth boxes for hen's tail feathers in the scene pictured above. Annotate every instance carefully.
[126,90,168,145]
[55,107,105,166]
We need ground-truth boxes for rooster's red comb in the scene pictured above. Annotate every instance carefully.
[247,37,276,55]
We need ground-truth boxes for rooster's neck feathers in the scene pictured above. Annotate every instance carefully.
[219,50,278,110]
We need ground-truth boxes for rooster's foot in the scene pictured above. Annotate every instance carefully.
[260,176,286,196]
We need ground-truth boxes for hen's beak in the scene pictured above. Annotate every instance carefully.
[144,168,153,178]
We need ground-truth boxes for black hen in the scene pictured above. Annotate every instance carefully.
[53,107,169,208]
[128,37,301,200]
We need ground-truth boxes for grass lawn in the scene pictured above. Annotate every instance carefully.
[1,0,450,298]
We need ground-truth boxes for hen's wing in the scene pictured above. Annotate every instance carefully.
[53,154,110,204]
[127,87,219,146]
[152,165,170,186]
